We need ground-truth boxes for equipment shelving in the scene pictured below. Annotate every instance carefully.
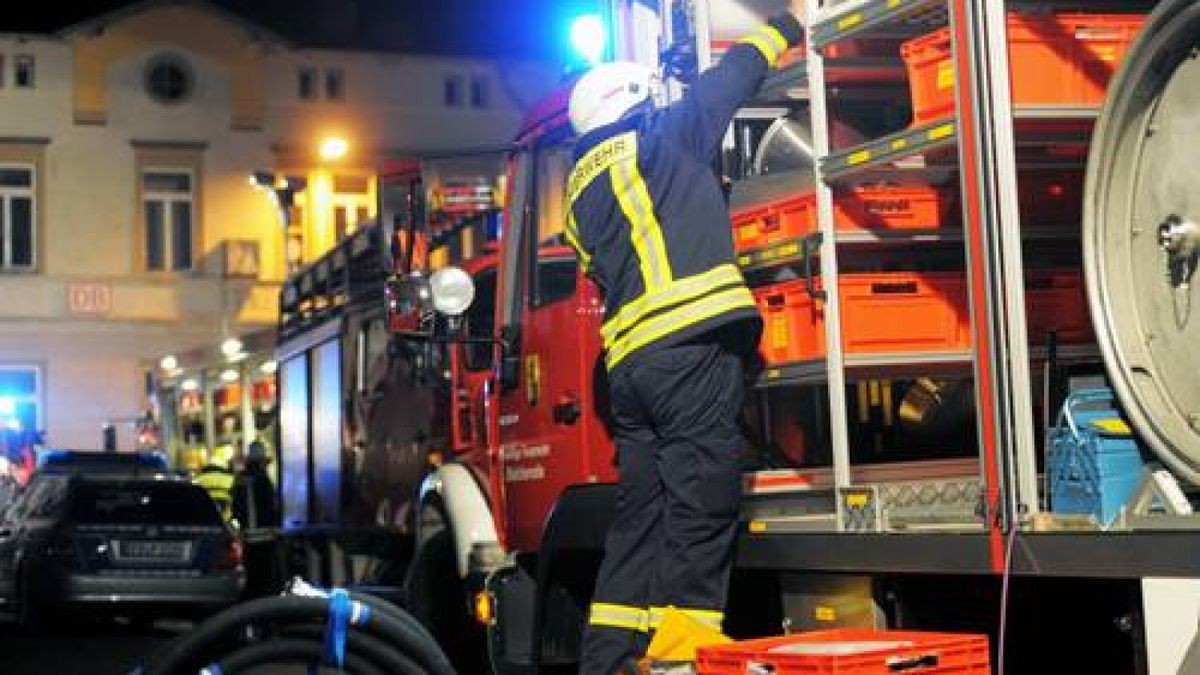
[727,0,1134,539]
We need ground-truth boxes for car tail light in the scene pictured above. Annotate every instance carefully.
[215,538,244,571]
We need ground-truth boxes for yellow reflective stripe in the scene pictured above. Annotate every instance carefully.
[600,263,745,344]
[610,158,672,290]
[741,35,779,64]
[568,131,637,206]
[647,606,724,630]
[564,211,591,272]
[606,286,756,368]
[195,474,235,490]
[739,26,789,66]
[589,602,650,632]
[762,26,788,54]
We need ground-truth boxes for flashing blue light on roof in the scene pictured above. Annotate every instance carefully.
[570,14,607,65]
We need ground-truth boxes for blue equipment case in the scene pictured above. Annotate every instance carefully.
[1048,389,1150,527]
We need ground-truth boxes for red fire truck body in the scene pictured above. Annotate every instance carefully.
[383,1,1200,673]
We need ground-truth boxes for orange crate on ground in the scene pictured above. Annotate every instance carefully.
[733,186,952,253]
[752,272,970,366]
[901,13,1146,126]
[696,629,991,675]
[1025,268,1093,345]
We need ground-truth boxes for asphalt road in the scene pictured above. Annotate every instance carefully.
[0,614,180,675]
[0,614,330,674]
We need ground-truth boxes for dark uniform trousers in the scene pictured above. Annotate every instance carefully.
[580,341,746,674]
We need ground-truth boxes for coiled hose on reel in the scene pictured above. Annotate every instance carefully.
[134,581,456,675]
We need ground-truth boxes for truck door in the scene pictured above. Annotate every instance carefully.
[495,136,610,551]
[450,263,497,454]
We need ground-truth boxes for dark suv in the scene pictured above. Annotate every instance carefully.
[0,472,244,629]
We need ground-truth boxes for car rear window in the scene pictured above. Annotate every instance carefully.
[71,482,222,526]
[41,451,168,474]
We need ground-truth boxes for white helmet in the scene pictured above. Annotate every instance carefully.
[569,61,659,136]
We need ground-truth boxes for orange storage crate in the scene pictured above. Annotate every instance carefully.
[1025,268,1093,345]
[836,186,953,232]
[753,272,970,366]
[901,13,1146,126]
[755,279,825,365]
[838,272,970,354]
[696,629,991,675]
[733,195,818,254]
[733,186,952,254]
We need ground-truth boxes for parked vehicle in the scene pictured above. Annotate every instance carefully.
[36,449,170,475]
[0,472,244,629]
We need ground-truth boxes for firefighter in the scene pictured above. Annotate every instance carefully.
[564,9,804,673]
[194,451,236,523]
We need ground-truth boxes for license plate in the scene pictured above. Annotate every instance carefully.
[114,540,190,562]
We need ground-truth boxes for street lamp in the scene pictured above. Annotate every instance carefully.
[320,136,349,161]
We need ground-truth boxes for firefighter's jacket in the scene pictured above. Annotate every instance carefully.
[565,15,803,371]
[195,464,236,522]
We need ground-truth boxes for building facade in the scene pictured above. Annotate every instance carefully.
[0,0,557,452]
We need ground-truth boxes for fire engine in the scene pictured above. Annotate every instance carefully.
[294,0,1200,672]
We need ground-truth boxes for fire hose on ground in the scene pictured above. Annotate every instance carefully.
[132,580,456,675]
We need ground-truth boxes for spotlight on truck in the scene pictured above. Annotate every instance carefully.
[429,266,476,317]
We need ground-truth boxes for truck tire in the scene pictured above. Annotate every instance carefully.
[405,504,487,674]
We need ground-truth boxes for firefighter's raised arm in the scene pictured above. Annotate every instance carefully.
[660,11,804,161]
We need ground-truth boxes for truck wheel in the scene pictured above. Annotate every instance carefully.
[406,506,486,674]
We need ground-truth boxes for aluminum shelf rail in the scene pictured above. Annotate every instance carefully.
[735,529,1200,578]
[755,350,975,388]
[811,0,1157,48]
[820,107,1097,183]
[837,224,1080,244]
[753,344,1099,388]
[811,0,946,47]
[737,225,1078,272]
[822,119,958,181]
[737,238,808,272]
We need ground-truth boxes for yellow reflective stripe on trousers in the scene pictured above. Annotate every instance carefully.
[647,606,725,630]
[611,156,672,291]
[588,602,650,632]
[564,210,591,273]
[740,25,789,66]
[600,263,746,345]
[606,285,756,368]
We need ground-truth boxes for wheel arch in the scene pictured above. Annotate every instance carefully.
[417,462,500,578]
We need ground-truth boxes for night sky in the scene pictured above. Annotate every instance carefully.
[5,0,599,61]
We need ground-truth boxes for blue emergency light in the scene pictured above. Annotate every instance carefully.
[0,396,17,430]
[570,14,607,65]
